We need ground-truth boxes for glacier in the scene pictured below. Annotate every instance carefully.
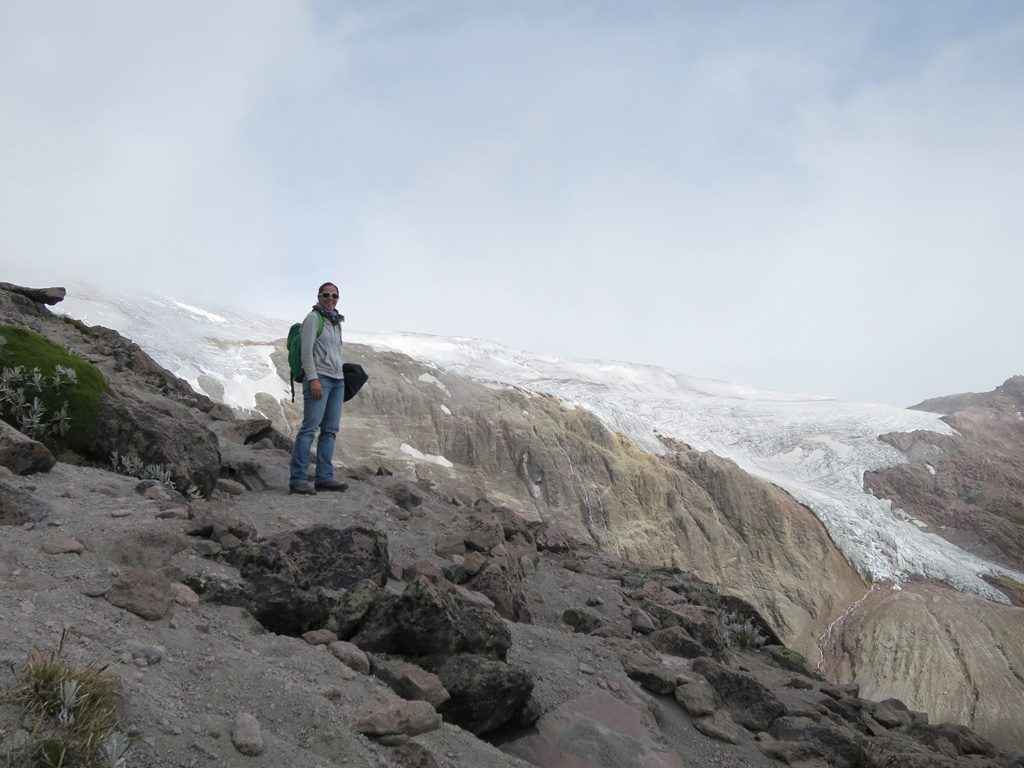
[59,288,1020,603]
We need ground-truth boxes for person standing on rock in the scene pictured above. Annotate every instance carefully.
[289,282,349,495]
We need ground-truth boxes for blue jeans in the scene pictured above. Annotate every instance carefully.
[289,375,344,486]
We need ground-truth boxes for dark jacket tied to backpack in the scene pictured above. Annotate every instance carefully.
[286,309,368,402]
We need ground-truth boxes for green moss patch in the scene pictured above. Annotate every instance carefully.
[0,324,109,455]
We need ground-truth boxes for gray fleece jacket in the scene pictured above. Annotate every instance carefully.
[299,310,344,382]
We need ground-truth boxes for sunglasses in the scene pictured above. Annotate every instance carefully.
[319,292,339,299]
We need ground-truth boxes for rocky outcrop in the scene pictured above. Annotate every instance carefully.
[263,341,867,667]
[0,284,228,494]
[866,376,1024,575]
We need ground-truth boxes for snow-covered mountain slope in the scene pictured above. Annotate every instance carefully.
[59,288,1020,602]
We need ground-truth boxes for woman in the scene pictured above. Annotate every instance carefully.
[288,281,348,494]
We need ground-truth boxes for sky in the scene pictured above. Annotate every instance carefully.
[2,1,1022,406]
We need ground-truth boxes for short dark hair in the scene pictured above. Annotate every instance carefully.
[318,282,338,294]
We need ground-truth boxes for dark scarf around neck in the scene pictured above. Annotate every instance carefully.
[312,304,344,326]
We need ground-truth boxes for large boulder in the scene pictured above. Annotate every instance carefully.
[424,653,533,735]
[465,554,532,623]
[224,523,390,629]
[0,420,55,475]
[352,576,511,660]
[501,691,686,768]
[692,657,786,732]
[262,524,389,591]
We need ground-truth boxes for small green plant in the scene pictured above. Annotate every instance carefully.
[721,610,768,650]
[109,451,203,500]
[4,631,131,767]
[0,325,108,455]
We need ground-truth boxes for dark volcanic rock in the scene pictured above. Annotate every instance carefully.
[233,525,389,591]
[648,626,706,659]
[243,573,332,635]
[465,555,531,623]
[0,283,65,305]
[352,576,511,660]
[424,653,532,735]
[769,716,865,768]
[330,579,384,639]
[692,657,786,731]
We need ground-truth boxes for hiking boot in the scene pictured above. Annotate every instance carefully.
[314,479,349,492]
[289,482,317,495]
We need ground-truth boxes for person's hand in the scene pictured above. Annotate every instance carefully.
[310,379,323,400]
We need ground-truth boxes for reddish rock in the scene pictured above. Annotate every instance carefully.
[501,691,686,768]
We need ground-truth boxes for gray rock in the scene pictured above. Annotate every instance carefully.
[693,709,744,744]
[40,535,85,555]
[230,712,264,756]
[674,676,717,716]
[620,652,676,695]
[371,657,450,708]
[353,699,441,739]
[630,608,656,634]
[105,567,175,620]
[0,420,55,475]
[327,641,370,674]
[692,657,786,731]
[0,483,51,526]
[0,283,65,304]
[302,629,338,646]
[215,478,246,496]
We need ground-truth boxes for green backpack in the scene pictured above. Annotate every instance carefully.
[286,313,324,402]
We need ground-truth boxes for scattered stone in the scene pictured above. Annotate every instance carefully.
[630,608,656,634]
[434,533,465,558]
[561,608,603,634]
[388,485,423,511]
[40,536,85,555]
[585,596,604,607]
[191,540,222,557]
[620,652,676,695]
[215,478,246,496]
[327,641,370,674]
[143,484,172,501]
[129,643,165,666]
[393,742,443,768]
[302,629,338,646]
[649,626,706,659]
[353,699,441,739]
[372,656,450,708]
[464,515,504,552]
[154,506,190,520]
[693,709,744,744]
[230,712,264,756]
[462,551,487,576]
[388,506,412,521]
[171,583,200,607]
[872,698,912,729]
[105,567,175,620]
[110,509,132,518]
[674,676,717,716]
